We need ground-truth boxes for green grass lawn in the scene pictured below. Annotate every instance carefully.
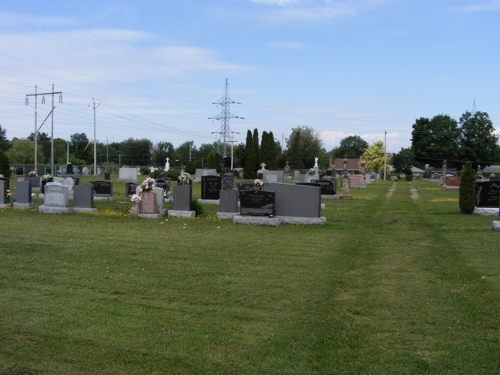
[1,179,499,374]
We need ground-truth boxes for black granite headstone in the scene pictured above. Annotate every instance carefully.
[0,177,9,202]
[104,172,110,180]
[155,178,171,193]
[311,179,336,195]
[125,182,140,197]
[89,180,113,196]
[476,181,500,208]
[66,163,74,174]
[73,177,80,186]
[201,176,222,200]
[240,190,275,216]
[237,180,256,192]
[16,168,23,176]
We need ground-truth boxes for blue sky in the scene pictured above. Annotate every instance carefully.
[0,0,499,154]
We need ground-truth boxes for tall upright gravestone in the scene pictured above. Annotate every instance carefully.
[13,181,35,209]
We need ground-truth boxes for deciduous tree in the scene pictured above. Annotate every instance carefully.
[459,111,499,169]
[362,141,390,174]
[334,135,369,158]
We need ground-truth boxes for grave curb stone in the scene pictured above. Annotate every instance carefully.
[492,221,500,231]
[198,199,220,205]
[138,213,163,219]
[473,207,499,216]
[233,216,281,226]
[216,212,240,220]
[167,210,196,218]
[72,207,97,213]
[39,206,72,214]
[276,216,326,225]
[13,202,35,209]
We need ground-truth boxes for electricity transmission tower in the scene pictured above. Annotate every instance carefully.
[209,79,243,164]
[25,85,63,176]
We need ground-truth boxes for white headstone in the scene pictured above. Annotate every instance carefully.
[62,177,75,192]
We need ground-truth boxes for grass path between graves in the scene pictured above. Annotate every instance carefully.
[1,180,499,374]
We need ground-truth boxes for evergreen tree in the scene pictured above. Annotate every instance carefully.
[252,128,260,175]
[0,149,11,177]
[287,129,303,169]
[243,130,253,179]
[267,131,278,170]
[459,161,476,214]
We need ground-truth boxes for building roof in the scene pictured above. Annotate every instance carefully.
[332,158,362,171]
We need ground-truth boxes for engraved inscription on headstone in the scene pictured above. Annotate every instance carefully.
[476,181,500,208]
[140,191,157,214]
[240,190,275,216]
[201,176,222,200]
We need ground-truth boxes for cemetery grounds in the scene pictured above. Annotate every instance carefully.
[1,177,499,374]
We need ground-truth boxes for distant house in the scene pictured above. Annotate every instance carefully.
[331,158,362,175]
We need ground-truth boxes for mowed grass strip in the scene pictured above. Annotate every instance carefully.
[1,180,499,374]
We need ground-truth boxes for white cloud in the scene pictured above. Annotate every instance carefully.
[0,12,78,29]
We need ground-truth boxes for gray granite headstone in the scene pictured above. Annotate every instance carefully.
[263,183,321,217]
[298,174,306,183]
[222,173,234,190]
[173,185,192,211]
[27,176,41,188]
[73,183,94,208]
[263,170,284,184]
[16,181,32,204]
[219,189,238,213]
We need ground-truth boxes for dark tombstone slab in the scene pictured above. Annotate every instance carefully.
[311,179,336,195]
[240,190,275,216]
[229,169,240,178]
[104,172,110,180]
[201,176,222,200]
[0,176,10,194]
[89,180,113,197]
[16,181,32,204]
[66,164,74,175]
[219,189,238,213]
[73,183,94,208]
[41,178,54,194]
[237,180,256,192]
[73,177,80,186]
[263,183,321,218]
[257,172,263,180]
[223,173,234,190]
[16,167,24,176]
[476,181,500,208]
[139,191,157,214]
[155,178,171,193]
[173,185,192,211]
[0,179,8,204]
[27,176,41,188]
[489,176,500,182]
[125,182,140,198]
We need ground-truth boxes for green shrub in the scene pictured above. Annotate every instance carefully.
[185,161,196,174]
[139,166,150,176]
[190,199,204,217]
[166,169,180,180]
[459,161,476,214]
[405,174,413,182]
[0,149,11,177]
